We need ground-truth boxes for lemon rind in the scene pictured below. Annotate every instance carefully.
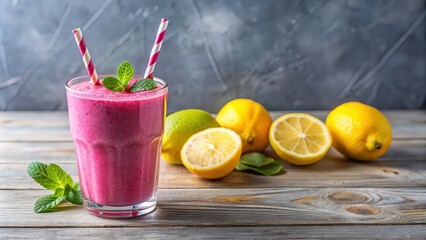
[181,127,242,170]
[270,113,332,159]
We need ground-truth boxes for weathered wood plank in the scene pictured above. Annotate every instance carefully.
[0,111,424,141]
[0,225,424,239]
[0,142,75,164]
[0,188,425,227]
[2,141,425,189]
[0,139,424,164]
[0,112,71,142]
[4,159,425,189]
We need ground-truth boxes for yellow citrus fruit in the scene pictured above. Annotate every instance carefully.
[216,98,272,153]
[326,102,392,161]
[162,109,220,165]
[180,127,242,179]
[269,113,332,165]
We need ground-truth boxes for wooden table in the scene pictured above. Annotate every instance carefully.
[0,111,425,239]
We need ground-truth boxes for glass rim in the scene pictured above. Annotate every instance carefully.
[65,74,168,99]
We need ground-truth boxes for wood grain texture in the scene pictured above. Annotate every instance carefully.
[0,112,70,142]
[2,142,425,189]
[4,160,425,190]
[1,139,424,164]
[0,111,425,141]
[0,225,425,239]
[0,188,425,227]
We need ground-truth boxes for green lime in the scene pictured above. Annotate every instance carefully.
[161,109,220,165]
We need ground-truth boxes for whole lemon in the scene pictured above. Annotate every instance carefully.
[216,98,272,153]
[162,109,220,165]
[326,102,392,161]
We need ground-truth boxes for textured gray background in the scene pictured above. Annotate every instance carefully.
[0,0,424,112]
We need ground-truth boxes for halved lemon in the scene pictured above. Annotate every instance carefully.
[180,127,242,179]
[269,113,331,165]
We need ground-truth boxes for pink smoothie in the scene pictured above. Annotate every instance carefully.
[66,79,167,206]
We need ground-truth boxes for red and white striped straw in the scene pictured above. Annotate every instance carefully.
[144,18,169,79]
[72,28,100,85]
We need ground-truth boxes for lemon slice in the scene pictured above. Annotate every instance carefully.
[181,127,242,179]
[269,113,331,165]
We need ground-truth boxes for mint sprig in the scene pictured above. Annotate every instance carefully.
[235,152,283,176]
[130,78,157,92]
[27,162,82,213]
[101,61,158,92]
[102,61,134,92]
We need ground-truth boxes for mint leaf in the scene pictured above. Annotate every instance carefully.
[55,188,64,196]
[46,164,73,189]
[27,162,72,191]
[240,152,274,167]
[27,162,54,190]
[34,194,65,213]
[236,159,283,176]
[117,60,134,84]
[64,183,83,205]
[130,78,157,92]
[102,77,125,92]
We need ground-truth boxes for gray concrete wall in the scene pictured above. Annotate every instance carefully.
[0,0,424,112]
